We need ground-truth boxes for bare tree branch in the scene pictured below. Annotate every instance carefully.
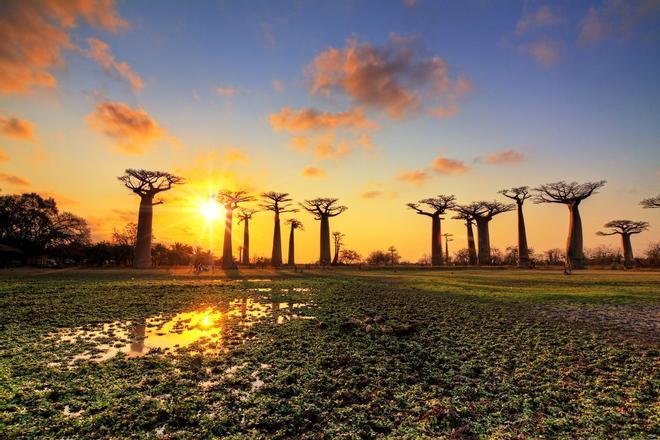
[533,180,606,204]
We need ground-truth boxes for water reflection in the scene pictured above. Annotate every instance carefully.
[49,298,315,363]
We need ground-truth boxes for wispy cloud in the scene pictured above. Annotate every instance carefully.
[579,0,660,46]
[0,149,8,163]
[272,79,285,93]
[432,156,469,174]
[522,39,561,67]
[86,101,169,155]
[306,35,470,119]
[0,0,127,94]
[301,166,326,178]
[516,5,565,36]
[0,111,35,141]
[397,169,430,186]
[482,149,525,164]
[215,86,237,97]
[270,107,377,132]
[223,148,250,164]
[0,173,31,187]
[84,37,143,91]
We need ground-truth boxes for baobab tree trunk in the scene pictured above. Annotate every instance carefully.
[476,218,491,265]
[332,244,339,265]
[566,202,585,269]
[445,239,449,263]
[271,212,282,267]
[431,215,443,266]
[241,218,250,265]
[622,233,634,268]
[288,226,295,266]
[222,207,235,269]
[320,216,331,266]
[466,222,477,265]
[517,203,530,268]
[134,195,154,268]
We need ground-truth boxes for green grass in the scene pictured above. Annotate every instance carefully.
[0,268,658,438]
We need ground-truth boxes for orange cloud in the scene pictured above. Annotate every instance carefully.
[432,157,469,174]
[270,107,377,133]
[314,136,352,161]
[215,86,237,97]
[86,101,166,154]
[485,149,525,164]
[403,0,418,7]
[223,148,250,163]
[0,149,8,163]
[579,1,660,46]
[301,166,326,178]
[84,37,143,91]
[516,5,565,36]
[289,136,309,152]
[0,0,127,94]
[0,173,31,187]
[307,35,470,118]
[428,106,459,119]
[0,112,35,141]
[523,39,561,67]
[361,189,398,199]
[397,169,430,186]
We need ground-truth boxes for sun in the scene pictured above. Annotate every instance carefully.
[199,198,222,221]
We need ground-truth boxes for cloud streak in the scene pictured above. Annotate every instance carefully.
[270,107,377,132]
[0,112,36,141]
[86,101,167,154]
[0,173,31,186]
[0,0,127,94]
[306,35,470,118]
[484,149,525,164]
[301,166,326,178]
[84,37,143,91]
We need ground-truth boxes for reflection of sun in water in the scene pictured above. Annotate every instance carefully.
[199,199,222,221]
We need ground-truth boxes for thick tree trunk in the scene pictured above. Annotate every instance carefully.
[271,212,282,267]
[431,215,443,266]
[622,233,634,268]
[134,195,154,268]
[566,202,585,269]
[320,216,331,266]
[517,203,530,268]
[466,221,477,265]
[222,207,235,269]
[241,218,250,265]
[288,226,295,266]
[332,242,339,265]
[445,239,449,263]
[476,218,491,265]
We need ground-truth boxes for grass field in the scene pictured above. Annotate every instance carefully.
[0,268,658,438]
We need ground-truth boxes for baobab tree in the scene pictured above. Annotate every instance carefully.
[597,220,649,268]
[498,186,532,268]
[442,233,453,263]
[534,180,606,270]
[640,195,660,208]
[332,231,345,265]
[117,169,184,268]
[217,190,254,269]
[236,208,258,265]
[456,201,514,265]
[261,192,297,267]
[300,198,348,266]
[406,195,457,266]
[286,219,303,266]
[452,209,477,265]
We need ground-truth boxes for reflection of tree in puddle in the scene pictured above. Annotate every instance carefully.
[49,297,316,364]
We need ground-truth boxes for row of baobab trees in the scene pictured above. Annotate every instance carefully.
[118,169,659,270]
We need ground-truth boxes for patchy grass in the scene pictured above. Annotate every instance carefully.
[0,268,658,438]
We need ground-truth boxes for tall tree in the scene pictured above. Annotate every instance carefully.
[236,208,258,265]
[406,195,457,266]
[261,192,297,267]
[332,231,345,265]
[286,218,303,266]
[118,169,183,268]
[452,208,477,265]
[456,202,514,265]
[442,233,453,263]
[640,195,660,208]
[534,180,606,270]
[0,193,90,255]
[597,220,649,268]
[498,186,532,268]
[217,190,254,269]
[300,198,348,266]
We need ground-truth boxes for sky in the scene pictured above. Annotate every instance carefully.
[0,0,659,263]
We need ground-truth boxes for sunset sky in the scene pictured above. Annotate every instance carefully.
[1,0,659,262]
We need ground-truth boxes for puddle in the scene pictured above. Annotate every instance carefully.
[47,298,316,364]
